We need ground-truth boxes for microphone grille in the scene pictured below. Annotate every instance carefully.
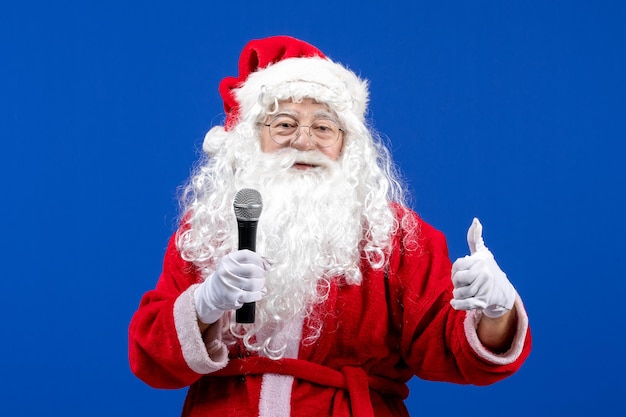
[234,188,263,221]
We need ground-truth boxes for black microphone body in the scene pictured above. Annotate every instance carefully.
[233,189,263,324]
[236,220,258,323]
[237,221,258,252]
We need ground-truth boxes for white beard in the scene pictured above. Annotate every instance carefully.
[230,148,364,356]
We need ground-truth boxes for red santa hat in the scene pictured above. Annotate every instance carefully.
[218,35,369,131]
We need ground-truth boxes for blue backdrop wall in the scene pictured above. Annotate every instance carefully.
[1,1,624,415]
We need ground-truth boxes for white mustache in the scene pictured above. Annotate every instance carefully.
[273,149,335,170]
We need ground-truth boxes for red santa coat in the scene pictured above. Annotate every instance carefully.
[128,211,531,417]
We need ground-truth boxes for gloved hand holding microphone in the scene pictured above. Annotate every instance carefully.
[194,250,268,325]
[450,218,516,318]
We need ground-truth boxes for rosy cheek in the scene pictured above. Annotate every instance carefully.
[324,146,342,160]
[261,137,280,153]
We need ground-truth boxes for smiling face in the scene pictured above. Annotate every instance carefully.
[259,98,344,167]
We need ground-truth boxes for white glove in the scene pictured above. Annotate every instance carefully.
[194,250,268,324]
[450,218,516,318]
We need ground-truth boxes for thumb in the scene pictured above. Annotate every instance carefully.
[467,217,487,254]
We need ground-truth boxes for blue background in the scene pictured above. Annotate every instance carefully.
[2,1,625,415]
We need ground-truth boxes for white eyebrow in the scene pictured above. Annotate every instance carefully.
[312,110,337,120]
[273,111,298,118]
[273,110,337,121]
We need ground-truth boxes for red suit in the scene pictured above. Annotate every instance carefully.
[129,210,531,417]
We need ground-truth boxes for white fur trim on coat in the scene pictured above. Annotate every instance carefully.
[464,294,529,365]
[173,284,229,374]
[258,314,305,417]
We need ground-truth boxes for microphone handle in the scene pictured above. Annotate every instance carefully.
[236,220,257,323]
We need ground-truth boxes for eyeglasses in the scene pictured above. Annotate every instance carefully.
[263,115,343,148]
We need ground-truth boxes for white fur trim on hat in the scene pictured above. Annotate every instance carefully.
[234,56,369,124]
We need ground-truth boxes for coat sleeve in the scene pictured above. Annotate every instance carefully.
[391,212,531,385]
[128,232,230,389]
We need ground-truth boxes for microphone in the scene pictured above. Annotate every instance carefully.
[233,188,263,323]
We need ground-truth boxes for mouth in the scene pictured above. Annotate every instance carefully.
[292,162,319,170]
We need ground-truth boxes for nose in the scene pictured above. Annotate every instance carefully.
[289,127,316,151]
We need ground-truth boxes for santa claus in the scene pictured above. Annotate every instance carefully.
[129,35,531,417]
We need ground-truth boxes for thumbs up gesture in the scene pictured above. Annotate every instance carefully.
[450,218,516,318]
